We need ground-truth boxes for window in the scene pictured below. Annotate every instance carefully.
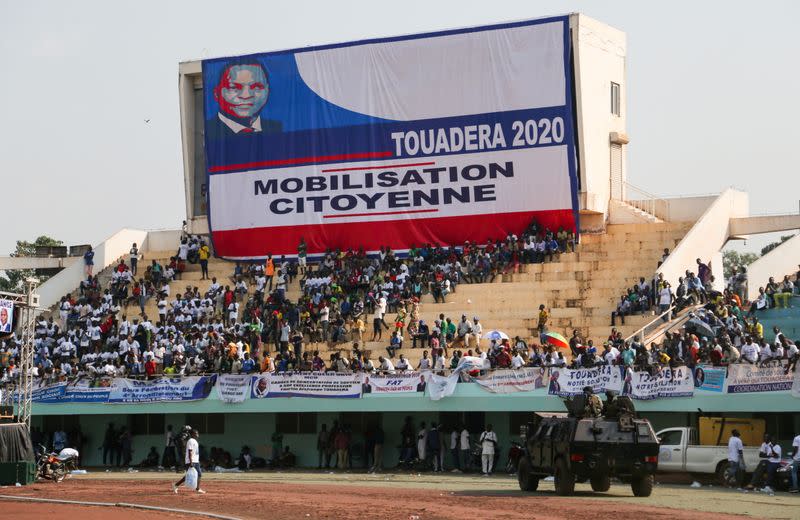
[657,429,683,446]
[185,413,225,435]
[277,413,318,434]
[611,82,621,116]
[131,414,165,436]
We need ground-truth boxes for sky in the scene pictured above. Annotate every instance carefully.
[1,0,798,256]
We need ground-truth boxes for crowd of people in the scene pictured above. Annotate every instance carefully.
[0,220,580,384]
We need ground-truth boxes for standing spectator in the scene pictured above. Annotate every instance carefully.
[102,423,117,466]
[162,425,177,469]
[450,426,461,472]
[317,424,329,469]
[726,429,745,488]
[198,242,210,280]
[417,421,428,463]
[479,424,498,476]
[335,427,350,470]
[130,243,140,276]
[790,430,800,493]
[537,304,549,337]
[52,428,67,452]
[427,422,441,472]
[271,429,284,465]
[460,425,471,472]
[297,238,307,274]
[371,425,385,473]
[83,246,95,276]
[119,427,133,467]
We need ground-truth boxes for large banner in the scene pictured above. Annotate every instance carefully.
[203,17,578,259]
[726,364,794,393]
[250,372,362,399]
[623,366,694,400]
[473,367,547,394]
[547,365,624,397]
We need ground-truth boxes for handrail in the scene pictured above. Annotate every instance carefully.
[623,305,675,344]
[643,308,696,346]
[622,181,670,221]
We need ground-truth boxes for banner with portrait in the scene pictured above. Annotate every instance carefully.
[362,372,425,394]
[725,364,793,393]
[546,365,624,397]
[622,366,694,400]
[250,372,362,399]
[473,367,547,394]
[693,365,726,393]
[203,16,578,260]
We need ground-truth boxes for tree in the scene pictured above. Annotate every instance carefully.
[760,234,796,256]
[0,235,64,292]
[722,250,759,280]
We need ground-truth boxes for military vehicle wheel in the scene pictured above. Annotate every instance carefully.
[517,458,539,491]
[631,474,654,497]
[554,458,575,496]
[590,475,611,492]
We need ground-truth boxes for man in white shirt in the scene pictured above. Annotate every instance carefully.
[790,432,800,493]
[479,424,498,476]
[740,337,759,364]
[764,440,783,493]
[726,430,745,488]
[460,427,471,472]
[173,429,205,494]
[377,356,395,374]
[511,352,525,369]
[450,428,461,472]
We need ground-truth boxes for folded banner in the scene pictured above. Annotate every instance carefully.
[217,374,252,403]
[547,365,624,397]
[725,364,793,393]
[362,372,426,394]
[427,372,460,401]
[250,372,362,398]
[622,366,694,400]
[108,376,217,403]
[792,369,800,399]
[693,365,726,393]
[473,368,548,394]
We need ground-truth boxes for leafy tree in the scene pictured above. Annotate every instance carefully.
[760,234,796,256]
[722,250,759,280]
[0,236,64,292]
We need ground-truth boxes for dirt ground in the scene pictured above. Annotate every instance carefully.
[1,501,197,520]
[1,470,799,520]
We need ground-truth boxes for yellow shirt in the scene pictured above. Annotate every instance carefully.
[199,245,210,260]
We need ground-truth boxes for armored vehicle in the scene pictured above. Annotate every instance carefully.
[517,391,659,496]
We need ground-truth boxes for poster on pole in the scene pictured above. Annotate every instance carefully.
[203,16,578,259]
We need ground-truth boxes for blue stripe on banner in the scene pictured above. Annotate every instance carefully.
[206,106,573,174]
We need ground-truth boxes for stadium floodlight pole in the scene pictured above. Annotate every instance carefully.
[0,278,40,429]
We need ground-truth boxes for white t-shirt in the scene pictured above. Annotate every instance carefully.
[480,430,497,455]
[767,443,782,463]
[460,429,470,450]
[185,437,199,464]
[727,436,743,462]
[793,435,800,462]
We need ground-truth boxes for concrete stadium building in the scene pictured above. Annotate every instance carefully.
[3,13,799,468]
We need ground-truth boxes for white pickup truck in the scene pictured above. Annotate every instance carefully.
[655,426,762,483]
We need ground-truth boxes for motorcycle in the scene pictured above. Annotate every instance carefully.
[36,445,69,483]
[505,441,524,474]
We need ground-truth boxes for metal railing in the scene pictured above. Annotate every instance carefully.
[623,181,670,221]
[623,305,675,344]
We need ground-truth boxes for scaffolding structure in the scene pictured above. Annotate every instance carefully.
[0,279,40,428]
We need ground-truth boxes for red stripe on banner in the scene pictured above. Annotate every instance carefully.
[208,151,394,173]
[323,209,438,219]
[211,209,575,258]
[321,161,436,173]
